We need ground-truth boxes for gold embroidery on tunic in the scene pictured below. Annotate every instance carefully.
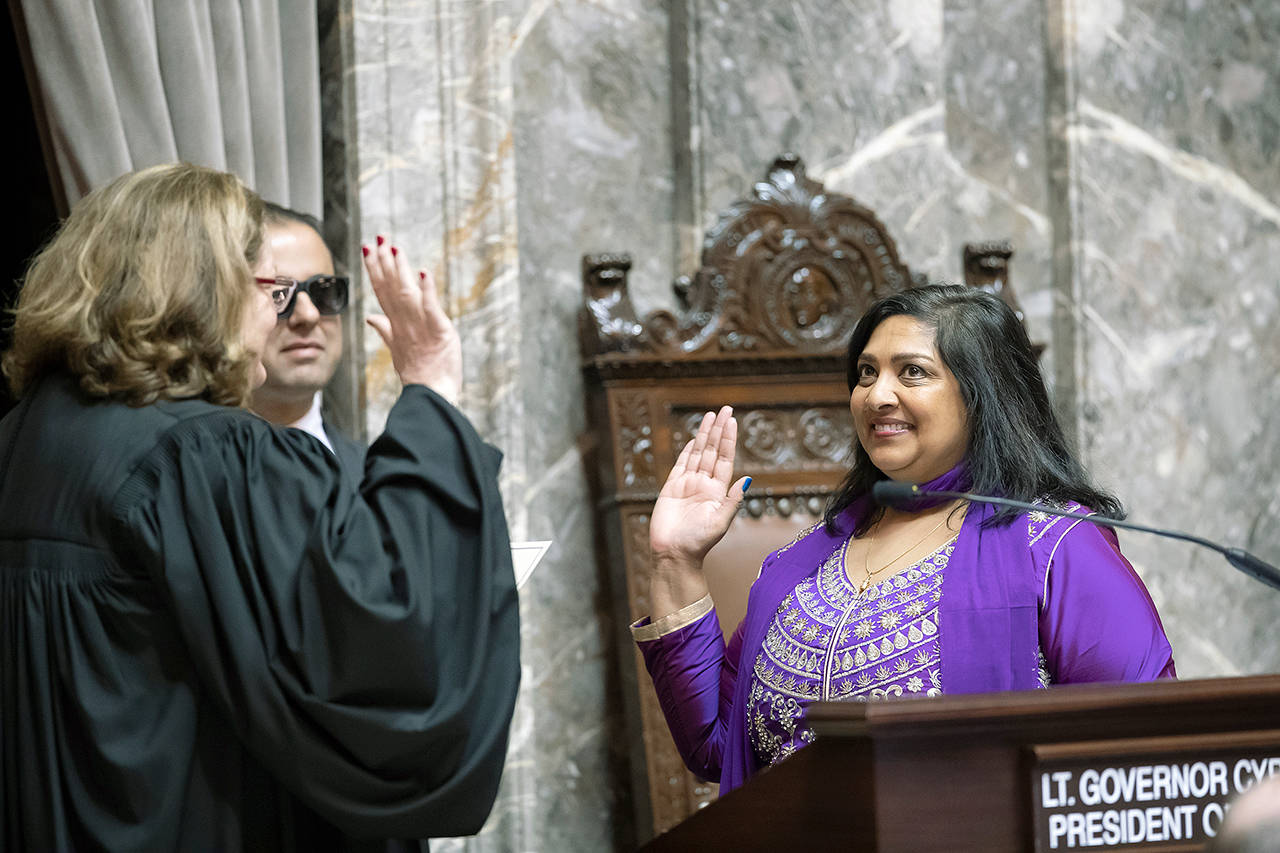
[749,523,1058,768]
[749,538,951,766]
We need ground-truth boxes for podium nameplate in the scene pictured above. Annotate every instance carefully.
[1030,730,1280,851]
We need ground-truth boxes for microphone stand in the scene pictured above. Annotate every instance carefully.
[875,485,1280,593]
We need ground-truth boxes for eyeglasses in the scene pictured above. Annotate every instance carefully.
[255,277,298,315]
[254,274,350,318]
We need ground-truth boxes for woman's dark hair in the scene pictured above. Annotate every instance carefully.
[824,284,1123,534]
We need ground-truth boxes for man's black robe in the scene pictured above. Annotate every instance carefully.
[0,373,520,851]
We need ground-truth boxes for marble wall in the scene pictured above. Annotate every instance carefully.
[329,0,1280,849]
[512,5,675,848]
[1050,0,1280,678]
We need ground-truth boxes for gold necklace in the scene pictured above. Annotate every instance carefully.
[857,507,956,594]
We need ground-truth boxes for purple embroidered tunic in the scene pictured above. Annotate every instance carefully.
[747,538,949,766]
[634,473,1177,793]
[745,535,1059,768]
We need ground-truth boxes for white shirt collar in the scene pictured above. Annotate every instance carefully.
[288,392,334,453]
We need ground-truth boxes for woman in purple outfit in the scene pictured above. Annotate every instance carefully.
[633,284,1175,794]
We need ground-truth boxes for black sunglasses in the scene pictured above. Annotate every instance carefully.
[258,274,350,318]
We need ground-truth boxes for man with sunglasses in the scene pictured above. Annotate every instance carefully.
[251,203,363,476]
[249,206,486,851]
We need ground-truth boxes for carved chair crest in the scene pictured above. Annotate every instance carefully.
[581,154,939,362]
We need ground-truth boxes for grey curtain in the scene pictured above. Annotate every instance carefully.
[16,0,321,216]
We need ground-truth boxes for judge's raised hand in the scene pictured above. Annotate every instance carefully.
[649,406,751,567]
[362,237,462,405]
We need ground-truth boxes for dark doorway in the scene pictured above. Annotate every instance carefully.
[2,4,60,419]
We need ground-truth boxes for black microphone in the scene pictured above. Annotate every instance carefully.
[870,481,1280,592]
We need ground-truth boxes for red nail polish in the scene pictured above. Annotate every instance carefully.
[361,246,370,257]
[391,246,399,257]
[419,271,426,280]
[376,235,385,246]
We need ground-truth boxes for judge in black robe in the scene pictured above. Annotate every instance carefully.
[0,164,520,851]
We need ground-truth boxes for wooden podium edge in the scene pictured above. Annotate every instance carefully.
[804,674,1280,740]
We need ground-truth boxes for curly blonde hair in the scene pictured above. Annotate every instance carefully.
[3,163,265,407]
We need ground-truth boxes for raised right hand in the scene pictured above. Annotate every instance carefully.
[649,406,751,565]
[362,238,462,405]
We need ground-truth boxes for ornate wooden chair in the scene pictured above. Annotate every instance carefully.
[579,154,1022,840]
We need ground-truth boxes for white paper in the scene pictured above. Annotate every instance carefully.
[510,540,552,590]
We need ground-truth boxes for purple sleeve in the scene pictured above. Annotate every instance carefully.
[635,610,743,782]
[1039,521,1177,683]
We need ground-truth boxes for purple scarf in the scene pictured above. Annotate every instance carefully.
[719,464,1039,792]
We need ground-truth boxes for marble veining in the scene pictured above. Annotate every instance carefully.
[1071,100,1280,227]
[816,102,945,188]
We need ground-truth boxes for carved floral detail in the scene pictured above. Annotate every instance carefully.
[740,410,786,464]
[671,406,852,472]
[625,511,652,618]
[580,154,917,360]
[615,392,656,490]
[799,408,848,463]
[743,494,827,520]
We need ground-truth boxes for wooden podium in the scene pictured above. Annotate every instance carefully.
[641,675,1280,852]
